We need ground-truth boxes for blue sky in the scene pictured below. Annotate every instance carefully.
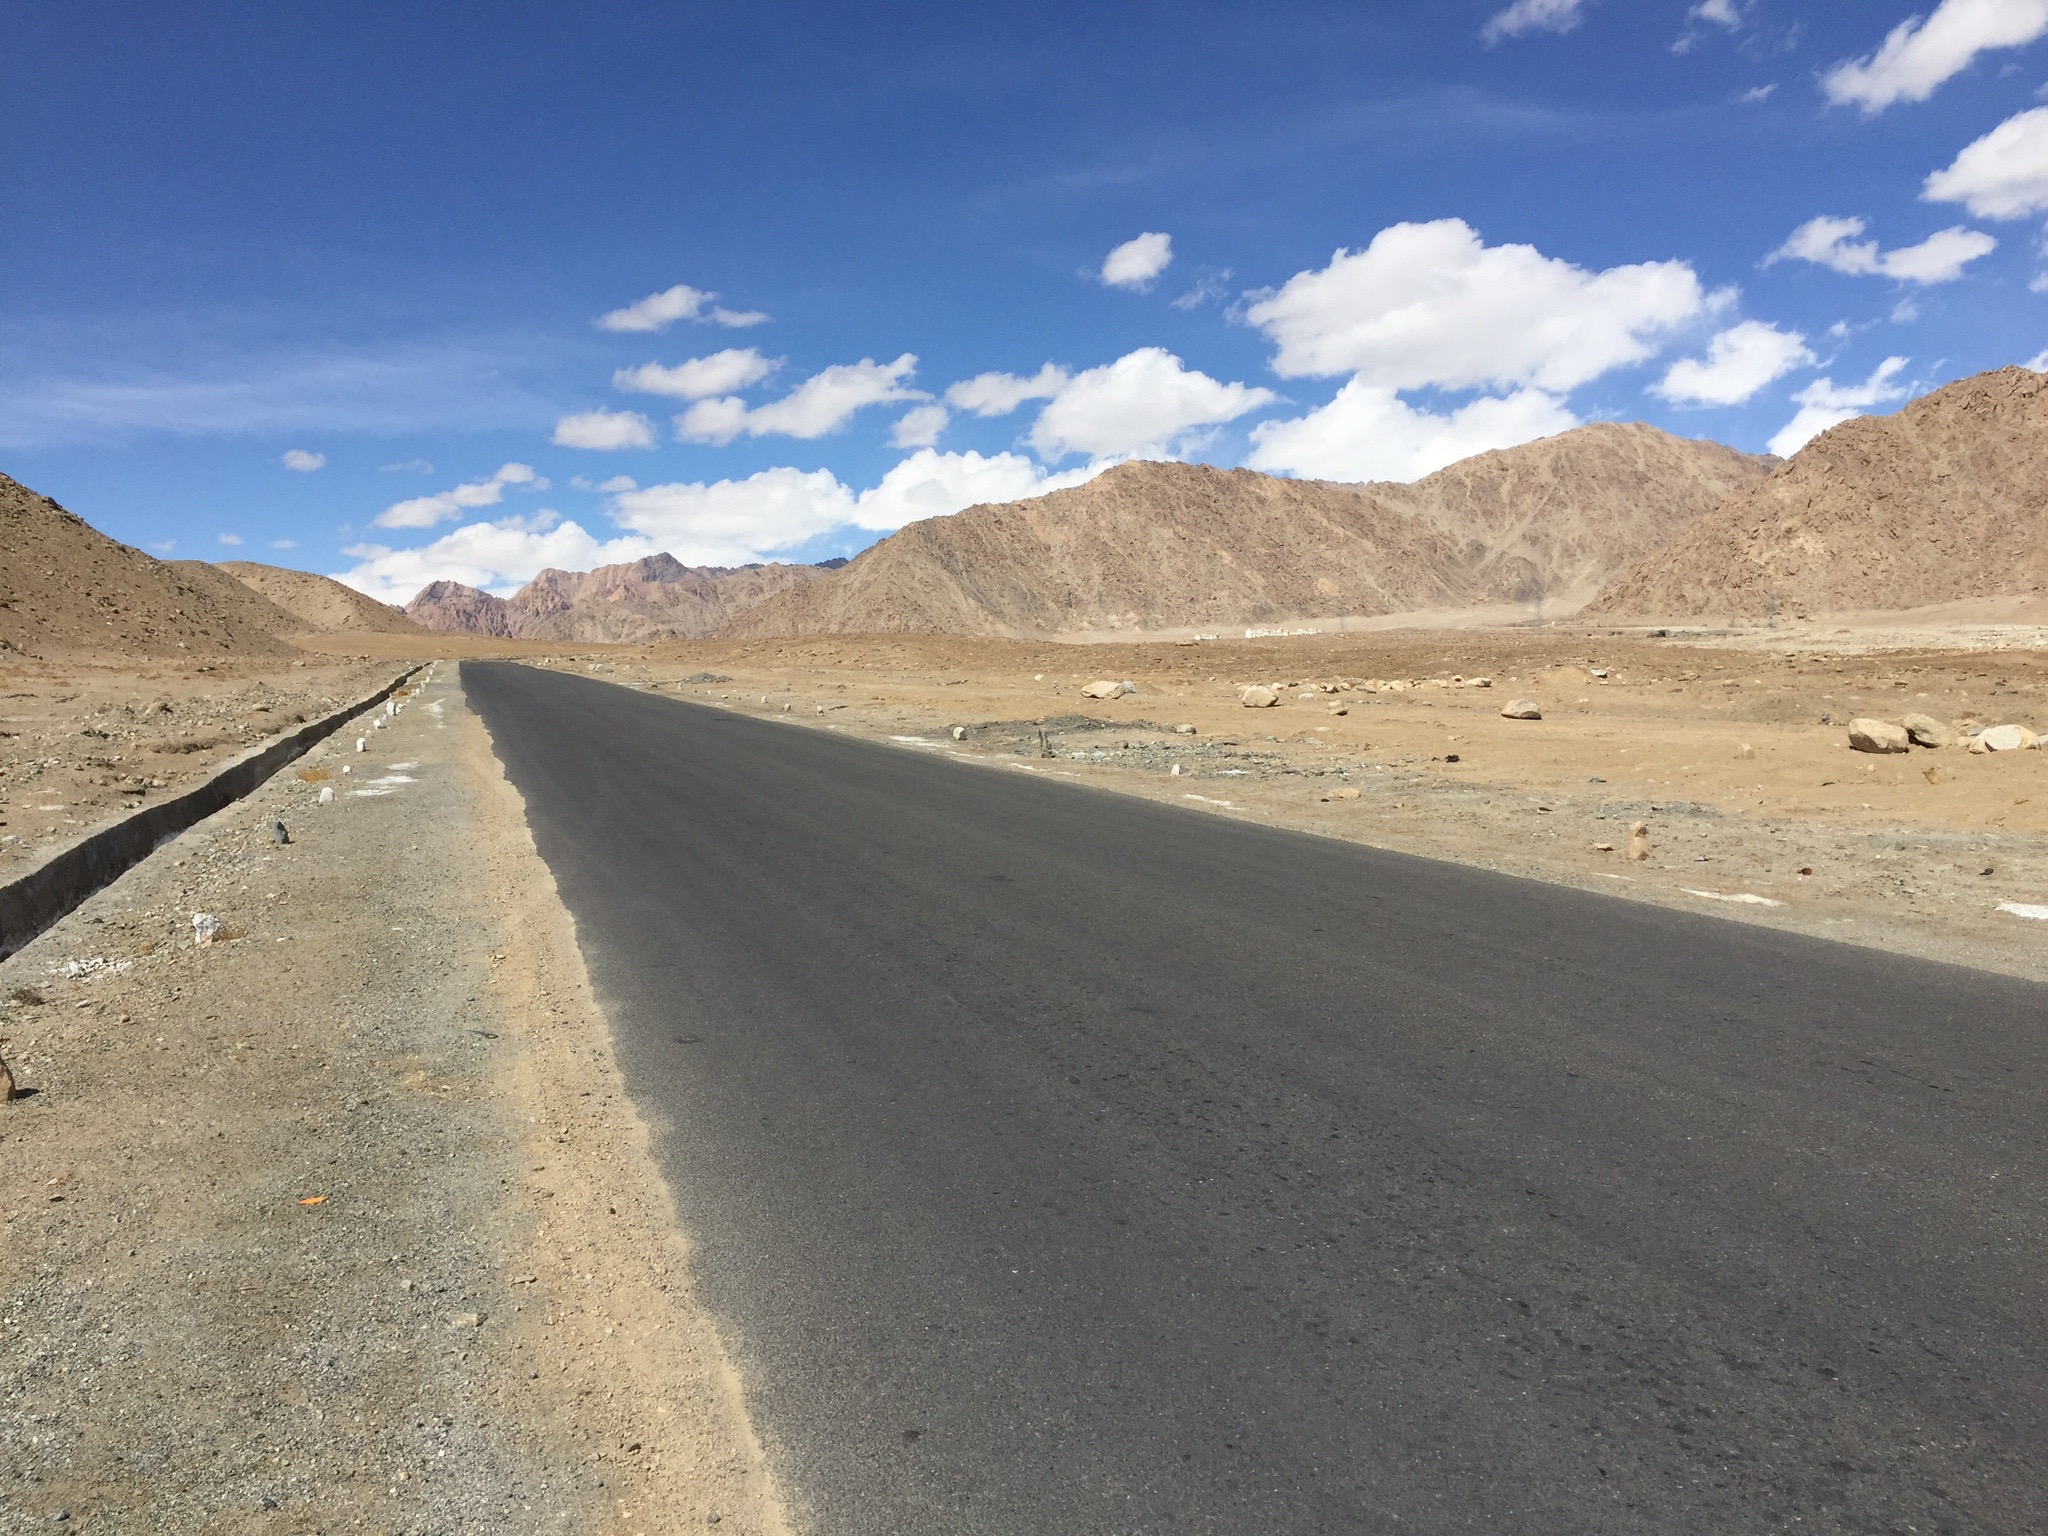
[5,0,2047,601]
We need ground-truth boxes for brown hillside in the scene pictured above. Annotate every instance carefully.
[169,562,312,638]
[726,423,1773,638]
[0,473,296,658]
[221,561,427,635]
[406,555,827,642]
[1590,367,2048,621]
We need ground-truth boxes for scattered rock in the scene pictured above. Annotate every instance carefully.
[1500,699,1542,720]
[1173,723,1197,735]
[682,672,732,684]
[191,912,222,945]
[446,1312,482,1331]
[1735,743,1754,760]
[1980,723,2037,752]
[1320,787,1361,801]
[1901,713,1957,748]
[949,726,967,741]
[1080,680,1131,700]
[1327,704,1348,716]
[1627,821,1650,862]
[1594,842,1615,852]
[1847,718,1910,754]
[1240,686,1279,708]
[317,786,335,804]
[0,1050,14,1102]
[271,820,290,846]
[1589,668,1609,679]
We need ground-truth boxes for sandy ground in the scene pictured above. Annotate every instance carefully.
[537,625,2048,984]
[0,666,786,1534]
[0,654,400,880]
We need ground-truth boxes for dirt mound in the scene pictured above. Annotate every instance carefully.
[0,473,297,658]
[725,424,1772,638]
[1590,368,2048,622]
[220,561,426,635]
[406,555,826,642]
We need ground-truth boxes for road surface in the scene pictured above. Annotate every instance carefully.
[463,660,2047,1535]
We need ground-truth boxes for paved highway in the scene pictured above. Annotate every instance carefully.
[463,661,2047,1535]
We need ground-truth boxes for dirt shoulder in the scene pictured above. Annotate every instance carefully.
[536,627,2048,985]
[0,664,786,1534]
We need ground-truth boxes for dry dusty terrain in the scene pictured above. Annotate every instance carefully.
[0,666,787,1534]
[537,622,2048,984]
[0,655,401,880]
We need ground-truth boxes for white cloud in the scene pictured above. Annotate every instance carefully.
[335,517,659,605]
[1767,357,1911,456]
[609,450,1107,565]
[1924,106,2048,218]
[1244,219,1706,391]
[1483,0,1587,43]
[379,458,434,474]
[373,462,540,530]
[1738,83,1778,103]
[1768,214,1996,283]
[217,532,243,546]
[2028,346,2048,367]
[1171,269,1233,310]
[551,408,656,450]
[280,448,325,472]
[597,474,638,492]
[852,449,1105,534]
[1824,0,2048,112]
[676,354,925,444]
[1100,232,1174,290]
[269,538,298,550]
[612,348,776,400]
[1654,321,1816,406]
[597,285,770,334]
[1245,383,1577,483]
[945,364,1069,416]
[1674,0,1748,52]
[1027,348,1275,461]
[889,403,950,448]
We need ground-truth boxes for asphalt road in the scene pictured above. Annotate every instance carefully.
[463,661,2048,1535]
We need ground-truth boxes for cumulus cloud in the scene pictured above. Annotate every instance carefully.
[1244,219,1706,392]
[597,474,638,492]
[336,518,658,605]
[551,409,656,450]
[889,403,950,448]
[676,354,925,444]
[1027,348,1275,461]
[945,364,1069,416]
[281,448,325,472]
[609,450,1106,566]
[597,284,769,333]
[1244,384,1576,483]
[1924,106,2048,218]
[612,348,777,400]
[1100,232,1174,290]
[1654,321,1815,406]
[1768,214,1997,282]
[270,539,298,550]
[373,462,540,530]
[1483,0,1587,43]
[1824,0,2048,113]
[218,532,243,546]
[1673,0,1748,52]
[1767,357,1911,457]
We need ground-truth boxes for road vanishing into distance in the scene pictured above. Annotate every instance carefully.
[463,661,2047,1535]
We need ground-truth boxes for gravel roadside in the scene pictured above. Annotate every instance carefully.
[0,665,786,1534]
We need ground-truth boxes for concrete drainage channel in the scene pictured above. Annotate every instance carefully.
[0,662,429,960]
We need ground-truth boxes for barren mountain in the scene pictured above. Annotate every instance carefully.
[220,561,427,635]
[1590,367,2048,622]
[405,554,827,641]
[0,473,297,657]
[725,423,1774,638]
